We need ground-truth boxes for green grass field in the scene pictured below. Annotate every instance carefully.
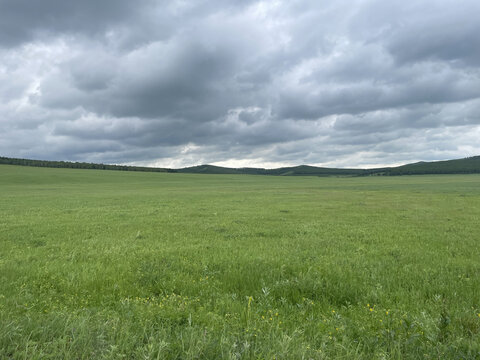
[1,165,480,359]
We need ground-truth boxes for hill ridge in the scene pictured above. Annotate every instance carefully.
[1,155,480,176]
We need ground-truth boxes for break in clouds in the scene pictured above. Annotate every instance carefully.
[1,0,480,168]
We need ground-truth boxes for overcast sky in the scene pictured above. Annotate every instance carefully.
[1,0,479,168]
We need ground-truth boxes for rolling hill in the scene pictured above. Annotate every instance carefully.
[1,155,479,176]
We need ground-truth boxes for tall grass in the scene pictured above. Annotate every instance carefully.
[1,165,480,358]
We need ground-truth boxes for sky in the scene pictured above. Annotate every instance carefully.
[1,0,480,169]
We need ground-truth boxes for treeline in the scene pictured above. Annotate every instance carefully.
[382,156,480,175]
[177,164,368,176]
[0,156,175,173]
[1,155,480,176]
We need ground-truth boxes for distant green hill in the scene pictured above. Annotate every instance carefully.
[177,165,246,175]
[264,165,369,176]
[178,164,369,176]
[1,155,479,176]
[383,156,480,175]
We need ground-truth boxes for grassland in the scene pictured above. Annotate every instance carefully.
[1,164,480,359]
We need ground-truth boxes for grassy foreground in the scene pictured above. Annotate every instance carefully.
[1,165,480,359]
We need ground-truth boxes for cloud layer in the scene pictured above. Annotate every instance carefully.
[1,0,480,168]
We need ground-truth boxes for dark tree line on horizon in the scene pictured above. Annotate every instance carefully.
[0,156,175,173]
[1,155,479,176]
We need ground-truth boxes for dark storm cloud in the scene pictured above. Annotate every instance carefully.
[0,0,149,46]
[351,0,480,66]
[1,0,480,168]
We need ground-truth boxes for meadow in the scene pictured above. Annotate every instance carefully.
[1,164,479,359]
